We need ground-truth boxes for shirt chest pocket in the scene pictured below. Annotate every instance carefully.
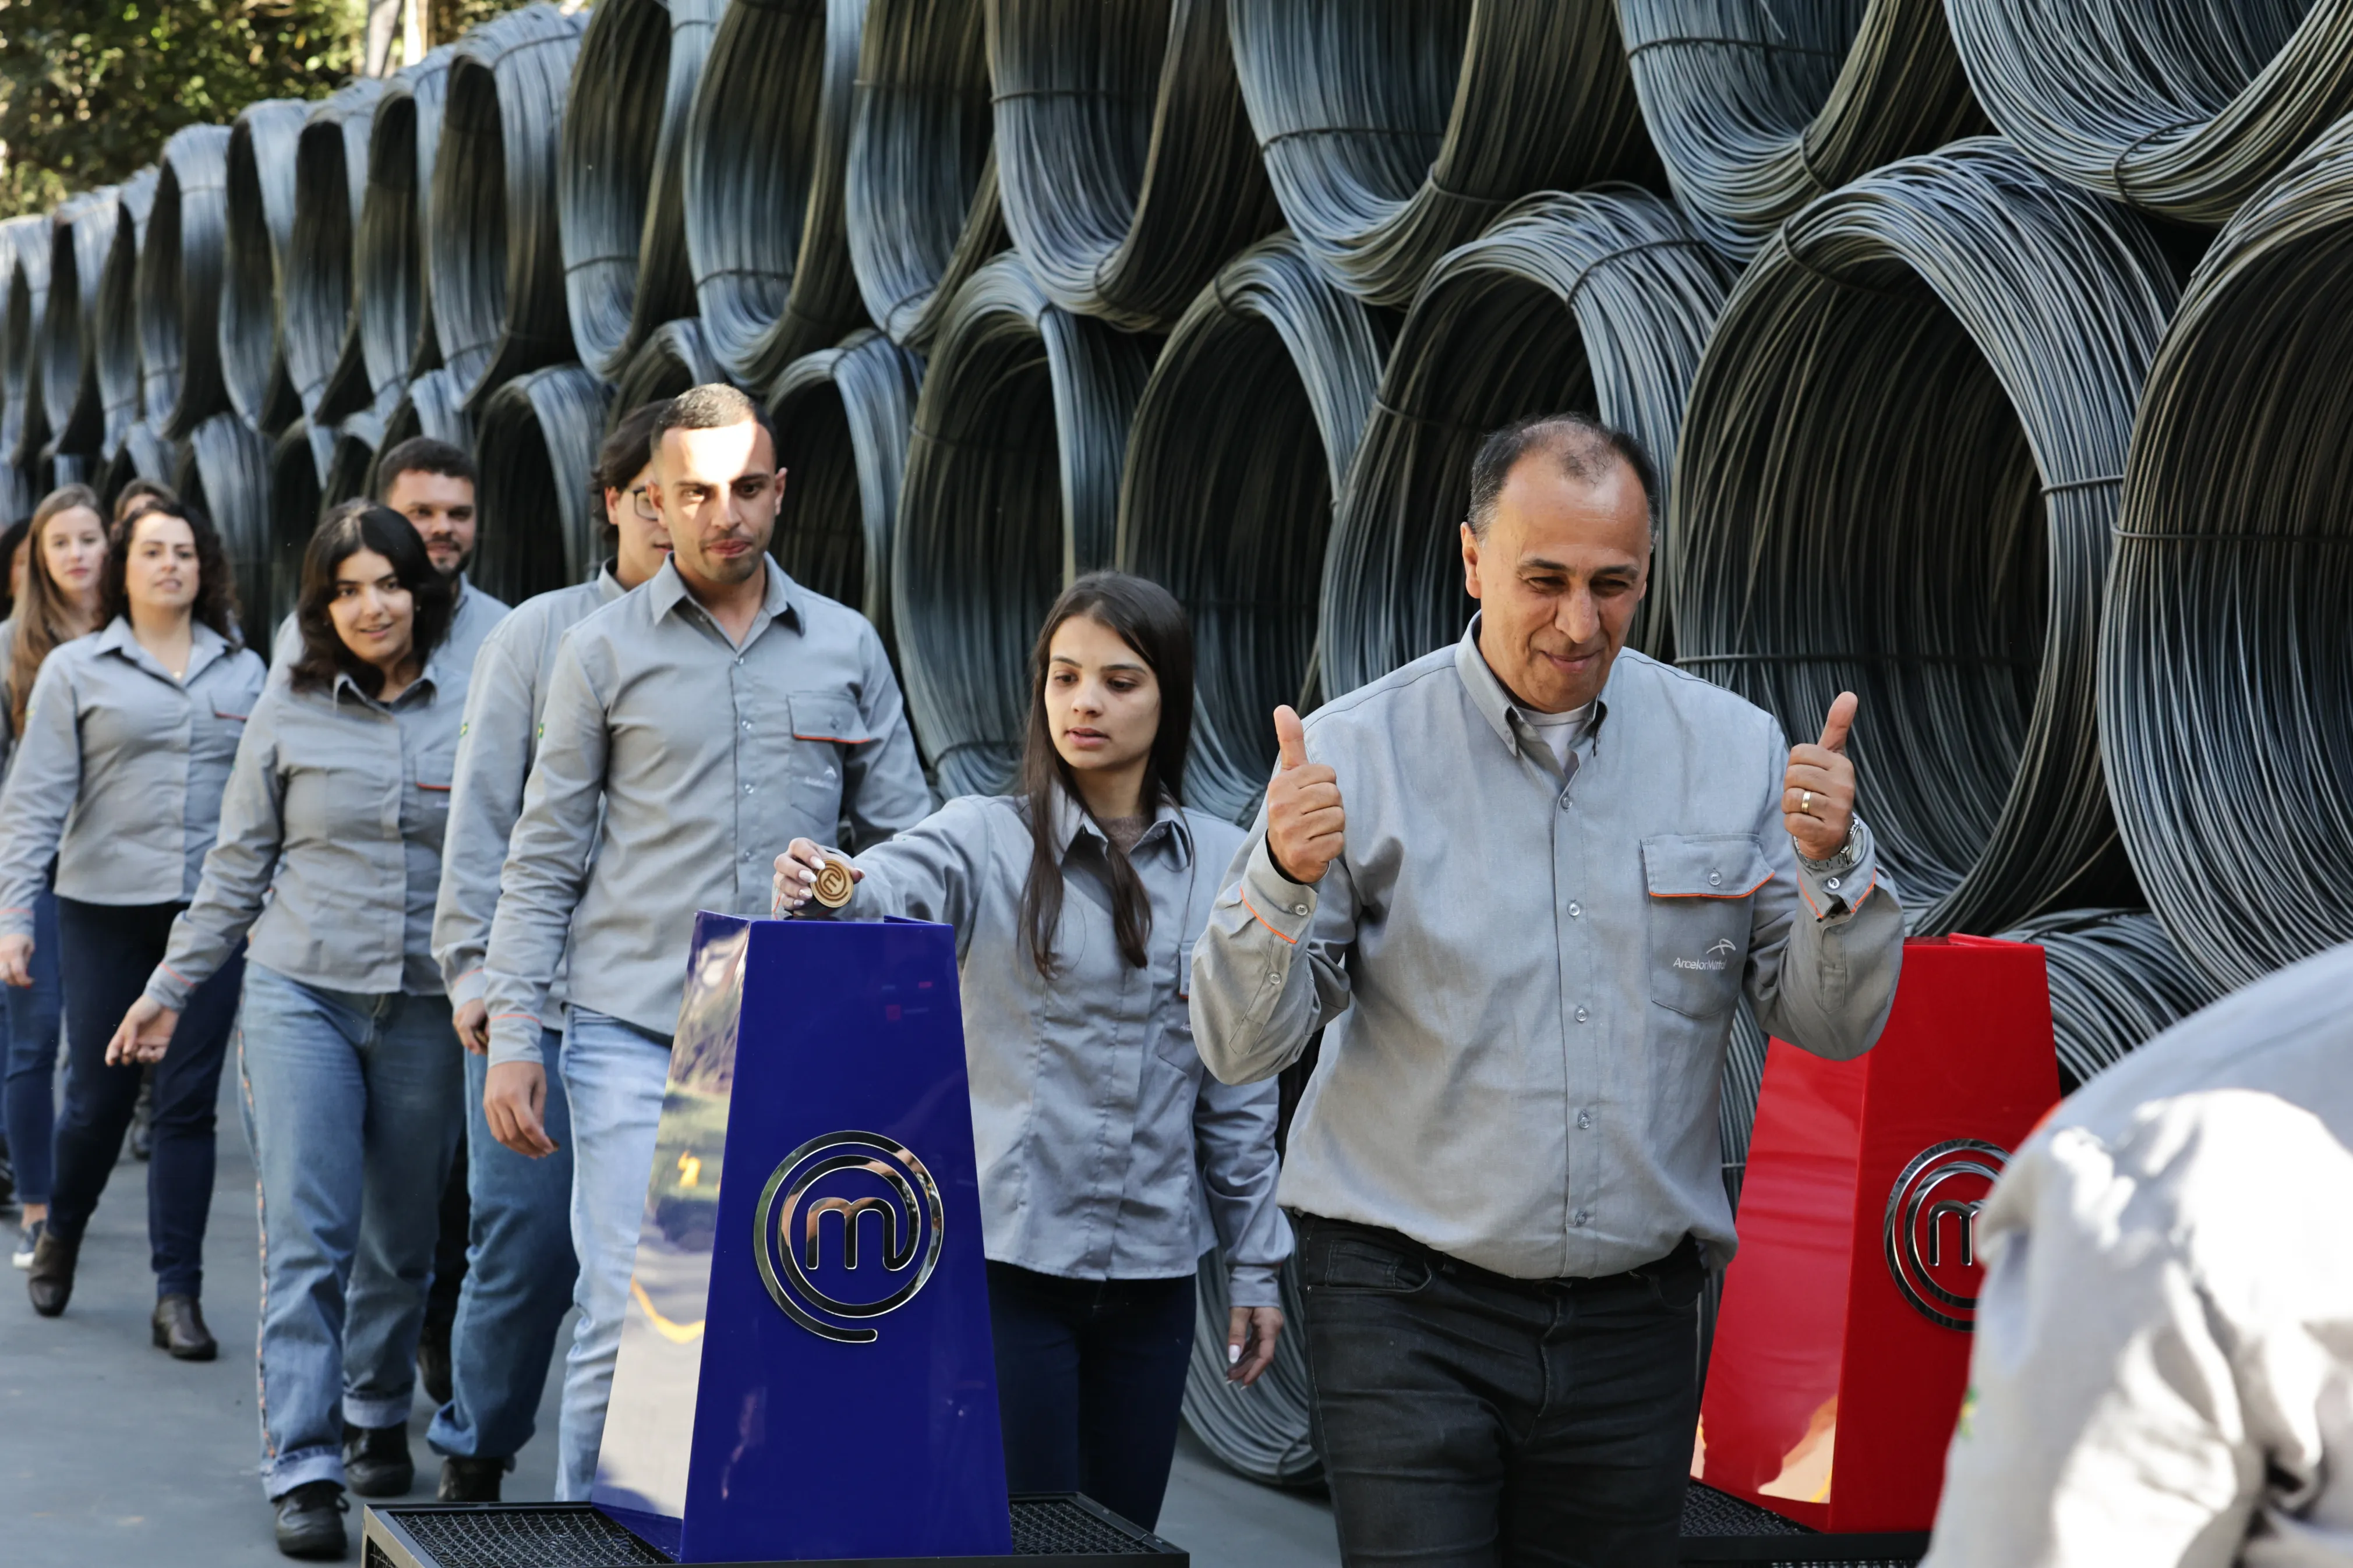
[1641,834,1772,1019]
[1154,939,1204,1077]
[785,692,870,814]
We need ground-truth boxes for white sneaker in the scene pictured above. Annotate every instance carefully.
[11,1219,42,1269]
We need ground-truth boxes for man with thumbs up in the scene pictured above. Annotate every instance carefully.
[1192,413,1905,1567]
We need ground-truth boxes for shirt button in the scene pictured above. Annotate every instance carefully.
[1293,904,1308,916]
[1827,876,1842,890]
[1567,901,1581,918]
[1574,1006,1589,1024]
[734,656,744,667]
[1571,1209,1590,1227]
[1263,972,1278,986]
[741,720,752,731]
[742,783,754,794]
[1707,870,1722,887]
[1557,795,1571,810]
[1577,1110,1592,1130]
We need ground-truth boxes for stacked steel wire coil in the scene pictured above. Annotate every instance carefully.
[10,0,2352,1496]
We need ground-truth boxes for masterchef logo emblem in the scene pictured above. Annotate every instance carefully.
[1882,1139,2009,1332]
[754,1131,944,1346]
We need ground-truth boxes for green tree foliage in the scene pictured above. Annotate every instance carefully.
[0,0,366,218]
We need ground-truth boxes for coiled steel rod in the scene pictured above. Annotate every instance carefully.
[560,0,722,378]
[474,362,614,603]
[377,366,477,486]
[356,49,458,409]
[893,253,1154,795]
[430,3,587,407]
[1228,0,1661,306]
[41,187,119,461]
[220,101,309,433]
[768,327,922,639]
[1673,139,2177,937]
[94,167,160,461]
[844,0,1007,349]
[2101,117,2353,989]
[3,215,54,481]
[1997,908,2221,1092]
[174,411,274,628]
[98,422,181,520]
[988,0,1283,331]
[1323,186,1727,694]
[139,126,235,441]
[1946,0,2353,226]
[269,417,335,622]
[1118,230,1392,823]
[1617,0,1985,261]
[1183,1250,1320,1487]
[684,0,871,386]
[325,411,384,510]
[609,317,728,429]
[287,80,389,423]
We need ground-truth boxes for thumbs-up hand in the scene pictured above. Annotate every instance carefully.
[1783,691,1859,862]
[1266,705,1345,884]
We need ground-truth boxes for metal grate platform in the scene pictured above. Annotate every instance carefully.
[1676,1484,1925,1565]
[363,1495,1185,1567]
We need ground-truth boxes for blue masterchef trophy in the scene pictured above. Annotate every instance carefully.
[592,911,1012,1563]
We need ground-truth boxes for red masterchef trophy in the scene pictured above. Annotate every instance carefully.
[1694,935,2059,1534]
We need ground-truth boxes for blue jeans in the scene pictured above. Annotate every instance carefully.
[986,1262,1198,1531]
[553,1008,669,1501]
[237,964,462,1498]
[2,887,65,1206]
[427,1028,578,1463]
[49,898,242,1297]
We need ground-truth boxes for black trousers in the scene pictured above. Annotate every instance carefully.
[1296,1215,1702,1568]
[48,897,244,1300]
[985,1261,1197,1532]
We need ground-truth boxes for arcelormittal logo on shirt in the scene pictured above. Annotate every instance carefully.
[754,1131,945,1344]
[1674,937,1741,972]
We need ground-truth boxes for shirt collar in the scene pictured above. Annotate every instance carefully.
[1452,614,1614,760]
[595,563,630,604]
[330,652,443,712]
[1046,782,1193,870]
[645,555,801,639]
[96,615,231,682]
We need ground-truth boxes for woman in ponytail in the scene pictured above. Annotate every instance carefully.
[772,572,1289,1532]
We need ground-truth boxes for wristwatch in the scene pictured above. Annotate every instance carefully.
[1798,817,1865,875]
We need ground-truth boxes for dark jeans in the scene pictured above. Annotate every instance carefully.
[985,1261,1197,1531]
[1295,1215,1703,1568]
[2,885,64,1205]
[49,897,244,1298]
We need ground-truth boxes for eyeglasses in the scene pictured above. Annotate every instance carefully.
[629,485,658,522]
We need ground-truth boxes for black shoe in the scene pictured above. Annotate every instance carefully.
[342,1421,414,1498]
[26,1227,77,1316]
[273,1481,348,1559]
[437,1456,506,1502]
[417,1316,453,1407]
[152,1294,219,1360]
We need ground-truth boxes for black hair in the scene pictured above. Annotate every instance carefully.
[287,501,455,696]
[375,436,478,495]
[0,518,28,622]
[649,382,775,466]
[1464,412,1659,540]
[111,477,180,525]
[594,400,670,554]
[1017,571,1195,978]
[98,500,243,647]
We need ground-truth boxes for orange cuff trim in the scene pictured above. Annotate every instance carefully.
[0,905,31,916]
[1238,892,1299,947]
[160,962,194,986]
[490,1012,542,1025]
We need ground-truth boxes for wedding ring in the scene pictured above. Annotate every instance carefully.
[1800,790,1813,815]
[812,856,857,909]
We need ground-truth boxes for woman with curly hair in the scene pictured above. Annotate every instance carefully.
[0,498,266,1348]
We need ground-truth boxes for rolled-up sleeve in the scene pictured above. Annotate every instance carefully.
[1191,812,1358,1087]
[0,657,85,941]
[839,626,932,850]
[482,639,607,1066]
[149,697,287,1010]
[1744,722,1904,1063]
[432,631,539,1008]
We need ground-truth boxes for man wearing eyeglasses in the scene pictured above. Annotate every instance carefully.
[420,399,673,1503]
[481,384,931,1500]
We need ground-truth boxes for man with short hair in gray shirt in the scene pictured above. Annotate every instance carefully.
[482,384,930,1500]
[1191,413,1907,1566]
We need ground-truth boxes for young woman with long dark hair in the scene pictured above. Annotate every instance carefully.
[773,571,1289,1531]
[108,502,465,1560]
[1,486,104,1268]
[0,502,265,1348]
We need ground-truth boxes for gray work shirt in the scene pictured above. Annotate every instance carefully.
[1191,622,1907,1281]
[145,659,465,1010]
[271,574,509,682]
[483,557,930,1061]
[812,789,1292,1305]
[0,618,267,935]
[432,568,630,1025]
